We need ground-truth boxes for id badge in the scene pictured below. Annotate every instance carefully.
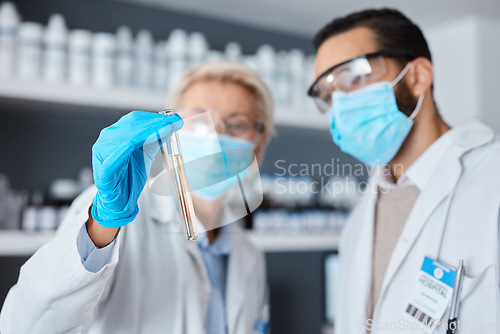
[404,256,456,333]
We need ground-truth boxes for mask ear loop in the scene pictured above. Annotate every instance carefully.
[408,92,425,120]
[391,61,413,86]
[391,61,425,120]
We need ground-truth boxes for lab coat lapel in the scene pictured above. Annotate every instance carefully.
[338,175,378,329]
[226,223,254,334]
[378,151,461,299]
[378,119,495,305]
[354,184,378,324]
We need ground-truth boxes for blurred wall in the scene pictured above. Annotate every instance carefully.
[424,17,500,132]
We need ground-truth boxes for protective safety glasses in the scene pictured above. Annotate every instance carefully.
[177,107,264,144]
[307,50,416,113]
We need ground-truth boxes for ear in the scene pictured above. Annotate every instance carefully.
[407,57,433,97]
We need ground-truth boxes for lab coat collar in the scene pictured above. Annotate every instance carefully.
[372,118,495,316]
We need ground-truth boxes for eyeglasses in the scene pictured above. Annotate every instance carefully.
[177,107,264,143]
[307,50,416,113]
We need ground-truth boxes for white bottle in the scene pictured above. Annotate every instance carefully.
[242,55,258,72]
[115,25,133,88]
[153,40,168,91]
[38,206,57,230]
[91,32,115,88]
[255,44,275,90]
[42,14,68,83]
[274,50,290,111]
[16,22,43,80]
[206,50,223,63]
[0,2,20,77]
[288,49,305,113]
[187,31,208,67]
[303,54,317,114]
[67,29,91,85]
[166,29,187,91]
[224,41,242,62]
[134,29,153,90]
[78,167,94,193]
[22,190,44,231]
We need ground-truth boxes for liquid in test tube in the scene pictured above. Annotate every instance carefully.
[158,109,198,242]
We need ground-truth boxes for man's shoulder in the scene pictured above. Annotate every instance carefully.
[461,135,500,173]
[457,136,500,198]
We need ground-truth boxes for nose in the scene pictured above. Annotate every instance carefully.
[214,122,224,134]
[211,115,226,134]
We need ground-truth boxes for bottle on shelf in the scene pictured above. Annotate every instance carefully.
[224,41,242,63]
[303,54,317,114]
[153,40,168,92]
[91,32,115,88]
[288,49,305,114]
[206,50,223,62]
[0,1,20,77]
[115,25,133,88]
[67,29,91,86]
[255,44,275,91]
[187,31,208,67]
[42,14,68,83]
[134,29,153,90]
[274,50,291,112]
[22,190,44,232]
[242,54,258,72]
[17,22,43,80]
[166,29,187,92]
[78,167,93,193]
[49,178,79,229]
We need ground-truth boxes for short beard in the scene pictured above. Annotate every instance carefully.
[394,79,419,117]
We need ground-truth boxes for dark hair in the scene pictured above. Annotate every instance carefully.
[313,8,432,66]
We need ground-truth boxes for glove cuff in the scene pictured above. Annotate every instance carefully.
[91,195,139,228]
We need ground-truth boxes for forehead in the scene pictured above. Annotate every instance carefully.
[314,26,379,77]
[178,80,256,116]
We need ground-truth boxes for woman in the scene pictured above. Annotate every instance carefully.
[0,62,275,334]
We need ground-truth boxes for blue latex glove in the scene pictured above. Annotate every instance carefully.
[91,110,183,228]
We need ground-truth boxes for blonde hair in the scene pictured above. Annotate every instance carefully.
[167,62,276,151]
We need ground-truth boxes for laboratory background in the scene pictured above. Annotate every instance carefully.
[0,0,499,333]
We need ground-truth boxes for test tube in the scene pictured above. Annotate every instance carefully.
[158,109,198,242]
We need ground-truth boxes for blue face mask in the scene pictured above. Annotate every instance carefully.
[180,132,255,200]
[328,63,424,165]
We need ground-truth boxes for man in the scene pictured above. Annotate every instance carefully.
[0,62,273,334]
[308,8,500,333]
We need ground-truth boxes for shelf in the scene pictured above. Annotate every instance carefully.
[0,77,328,130]
[0,76,167,111]
[273,112,328,130]
[247,232,339,252]
[0,230,338,256]
[0,230,56,256]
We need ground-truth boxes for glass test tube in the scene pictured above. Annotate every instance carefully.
[158,109,198,242]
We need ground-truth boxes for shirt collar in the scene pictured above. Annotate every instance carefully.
[196,215,232,256]
[375,127,455,191]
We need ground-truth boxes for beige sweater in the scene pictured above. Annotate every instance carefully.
[370,185,421,316]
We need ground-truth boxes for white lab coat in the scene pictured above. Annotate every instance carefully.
[336,120,500,334]
[0,185,268,334]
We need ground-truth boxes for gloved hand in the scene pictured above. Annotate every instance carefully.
[91,110,183,228]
